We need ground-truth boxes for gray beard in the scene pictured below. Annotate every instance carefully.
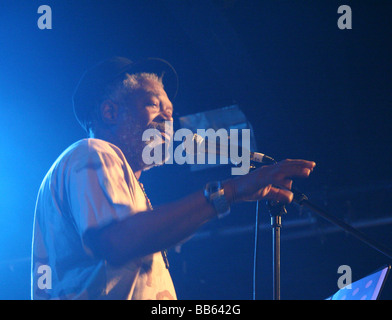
[123,121,172,173]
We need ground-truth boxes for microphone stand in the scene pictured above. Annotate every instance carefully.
[266,187,392,301]
[251,161,392,300]
[266,200,287,300]
[292,188,392,260]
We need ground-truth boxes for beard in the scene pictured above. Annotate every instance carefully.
[122,120,173,173]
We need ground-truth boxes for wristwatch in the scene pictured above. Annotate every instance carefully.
[204,181,231,218]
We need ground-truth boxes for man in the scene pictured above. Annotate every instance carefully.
[31,56,315,300]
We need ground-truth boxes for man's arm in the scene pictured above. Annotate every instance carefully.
[84,159,316,266]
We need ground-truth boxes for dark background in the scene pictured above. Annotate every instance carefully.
[0,0,392,300]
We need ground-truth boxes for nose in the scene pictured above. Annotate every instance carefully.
[156,106,173,122]
[152,114,172,127]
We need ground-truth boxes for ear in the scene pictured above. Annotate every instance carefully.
[99,100,119,125]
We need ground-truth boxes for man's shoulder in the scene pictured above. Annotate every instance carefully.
[52,138,126,173]
[64,138,123,158]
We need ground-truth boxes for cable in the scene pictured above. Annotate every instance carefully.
[252,200,260,300]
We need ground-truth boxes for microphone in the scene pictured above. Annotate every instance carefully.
[182,133,276,165]
[250,152,276,165]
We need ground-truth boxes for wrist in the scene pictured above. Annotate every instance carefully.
[222,180,237,204]
[204,181,231,218]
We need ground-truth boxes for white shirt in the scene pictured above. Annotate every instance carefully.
[31,138,177,300]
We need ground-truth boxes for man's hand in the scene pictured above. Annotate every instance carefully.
[224,159,316,204]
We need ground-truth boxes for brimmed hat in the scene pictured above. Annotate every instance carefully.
[72,56,179,131]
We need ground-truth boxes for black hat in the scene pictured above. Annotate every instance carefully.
[72,56,179,131]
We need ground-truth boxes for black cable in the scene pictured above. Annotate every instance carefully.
[252,200,260,300]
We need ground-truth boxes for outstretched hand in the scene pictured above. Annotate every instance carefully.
[225,159,316,204]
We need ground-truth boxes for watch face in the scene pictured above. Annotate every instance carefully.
[205,181,230,218]
[210,189,224,199]
[207,181,221,194]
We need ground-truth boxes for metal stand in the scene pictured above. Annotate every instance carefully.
[292,188,392,260]
[267,200,287,300]
[265,188,392,300]
[249,160,392,300]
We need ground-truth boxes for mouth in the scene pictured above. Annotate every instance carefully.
[160,131,168,141]
[159,129,173,143]
[142,121,173,146]
[143,130,171,146]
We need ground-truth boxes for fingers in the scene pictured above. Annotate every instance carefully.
[277,178,292,191]
[265,160,315,202]
[264,186,294,203]
[257,159,315,203]
[277,159,316,178]
[232,158,315,203]
[259,159,315,187]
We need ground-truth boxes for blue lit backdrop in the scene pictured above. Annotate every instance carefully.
[1,0,392,299]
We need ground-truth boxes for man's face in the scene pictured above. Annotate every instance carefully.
[117,77,174,172]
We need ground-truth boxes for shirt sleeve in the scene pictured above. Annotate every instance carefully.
[67,144,137,240]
